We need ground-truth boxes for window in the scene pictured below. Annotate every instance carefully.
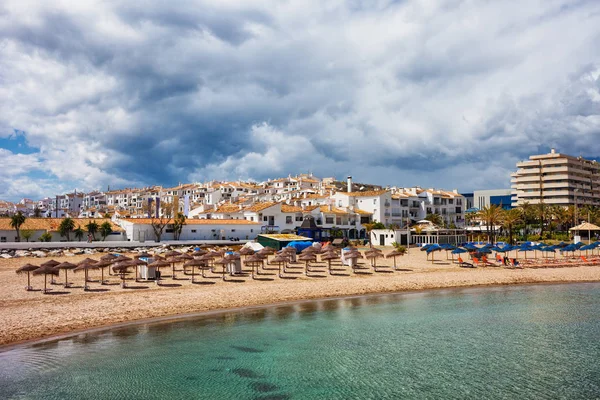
[286,216,293,224]
[295,215,303,221]
[191,229,197,233]
[250,229,253,233]
[325,217,334,224]
[0,237,5,242]
[166,229,174,233]
[231,229,236,232]
[263,216,268,222]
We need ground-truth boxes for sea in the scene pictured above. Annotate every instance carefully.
[1,283,599,399]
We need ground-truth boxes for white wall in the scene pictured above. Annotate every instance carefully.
[370,229,397,246]
[122,221,260,242]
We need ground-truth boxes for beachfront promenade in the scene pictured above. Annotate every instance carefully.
[0,240,249,251]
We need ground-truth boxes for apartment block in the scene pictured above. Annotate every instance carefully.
[511,149,600,207]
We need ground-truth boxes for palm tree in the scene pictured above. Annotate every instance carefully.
[363,222,376,248]
[425,213,443,227]
[533,203,549,239]
[58,218,75,241]
[477,205,503,244]
[74,226,85,241]
[10,211,26,242]
[85,221,99,241]
[100,221,113,241]
[501,208,522,245]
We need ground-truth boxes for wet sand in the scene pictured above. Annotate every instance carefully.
[2,248,600,347]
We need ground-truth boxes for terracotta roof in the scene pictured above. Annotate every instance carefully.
[243,202,278,213]
[319,206,350,215]
[303,205,320,212]
[281,205,303,213]
[0,218,123,232]
[121,218,260,225]
[341,190,389,197]
[353,208,373,215]
[213,204,244,214]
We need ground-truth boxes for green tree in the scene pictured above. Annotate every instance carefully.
[74,226,85,241]
[39,232,52,242]
[85,221,99,241]
[425,213,443,226]
[99,221,113,241]
[9,211,26,242]
[501,208,522,245]
[58,217,75,241]
[476,205,503,244]
[33,207,42,218]
[21,229,34,242]
[172,212,186,240]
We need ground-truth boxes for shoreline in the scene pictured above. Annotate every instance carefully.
[2,250,600,349]
[2,276,600,352]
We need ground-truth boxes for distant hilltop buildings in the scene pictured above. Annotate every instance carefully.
[0,174,470,242]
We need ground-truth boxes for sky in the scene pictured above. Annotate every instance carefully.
[1,0,599,202]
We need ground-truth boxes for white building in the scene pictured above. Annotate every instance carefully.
[117,218,261,241]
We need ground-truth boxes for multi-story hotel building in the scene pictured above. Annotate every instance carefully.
[511,149,600,207]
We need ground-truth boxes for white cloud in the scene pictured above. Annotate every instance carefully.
[0,0,599,200]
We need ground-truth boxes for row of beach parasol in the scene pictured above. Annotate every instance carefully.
[16,245,409,293]
[421,241,600,266]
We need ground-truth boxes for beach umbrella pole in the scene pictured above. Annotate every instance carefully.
[27,271,32,291]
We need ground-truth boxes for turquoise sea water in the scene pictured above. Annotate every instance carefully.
[1,283,600,399]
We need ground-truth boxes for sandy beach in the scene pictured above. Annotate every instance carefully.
[2,248,600,347]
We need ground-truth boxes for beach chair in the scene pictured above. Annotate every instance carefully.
[511,259,521,268]
[481,255,495,267]
[472,257,482,267]
[458,256,474,268]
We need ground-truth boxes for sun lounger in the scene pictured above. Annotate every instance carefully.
[458,256,474,268]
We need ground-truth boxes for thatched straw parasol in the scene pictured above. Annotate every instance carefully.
[100,254,118,261]
[40,260,60,284]
[33,264,60,293]
[385,249,406,270]
[213,258,231,281]
[148,260,170,284]
[74,260,99,290]
[16,263,39,291]
[239,247,255,258]
[245,254,265,280]
[183,259,206,283]
[134,252,152,259]
[112,261,134,287]
[164,250,182,258]
[192,249,208,257]
[55,262,77,287]
[298,253,317,275]
[94,260,113,285]
[128,258,147,282]
[271,254,290,278]
[301,246,319,254]
[321,252,338,274]
[77,258,98,283]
